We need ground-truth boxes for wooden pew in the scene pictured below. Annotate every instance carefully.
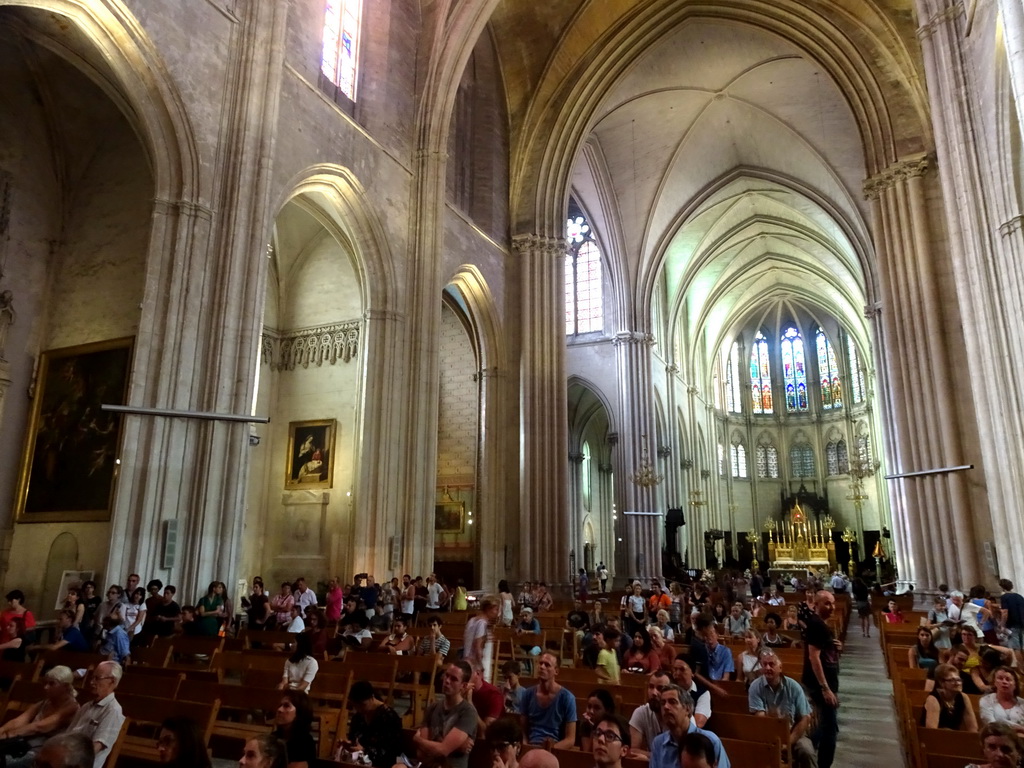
[116,670,183,699]
[168,636,224,669]
[703,712,790,766]
[720,736,783,768]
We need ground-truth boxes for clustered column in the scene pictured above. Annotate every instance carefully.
[864,155,980,590]
[515,234,571,588]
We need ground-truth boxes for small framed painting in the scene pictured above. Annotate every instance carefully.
[285,419,336,489]
[435,501,465,533]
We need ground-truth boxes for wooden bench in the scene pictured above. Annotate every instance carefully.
[704,711,790,766]
[114,670,183,699]
[721,736,783,768]
[168,636,224,669]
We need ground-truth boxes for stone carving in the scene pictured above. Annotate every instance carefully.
[0,290,14,361]
[863,154,931,199]
[261,321,360,371]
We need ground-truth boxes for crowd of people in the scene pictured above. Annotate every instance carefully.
[7,565,1024,767]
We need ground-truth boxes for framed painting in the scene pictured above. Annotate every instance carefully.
[435,501,465,533]
[285,419,336,489]
[15,337,133,523]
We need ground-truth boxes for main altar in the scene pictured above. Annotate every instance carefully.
[764,502,837,576]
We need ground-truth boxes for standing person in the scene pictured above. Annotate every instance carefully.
[520,652,577,748]
[598,563,610,594]
[453,579,468,611]
[270,583,294,630]
[578,569,590,601]
[463,597,498,679]
[1,590,36,638]
[151,586,182,638]
[123,588,147,642]
[1000,579,1024,665]
[293,578,318,614]
[425,575,446,612]
[851,576,871,637]
[195,581,228,636]
[77,582,101,642]
[802,590,842,768]
[498,580,515,627]
[246,581,271,631]
[121,575,141,605]
[140,579,164,639]
[624,583,647,636]
[324,577,343,624]
[401,575,417,621]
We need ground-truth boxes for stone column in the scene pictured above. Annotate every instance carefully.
[916,0,1024,586]
[612,331,662,582]
[596,461,615,581]
[864,154,981,589]
[105,0,290,598]
[515,235,570,587]
[998,0,1024,133]
[475,366,506,592]
[568,451,585,577]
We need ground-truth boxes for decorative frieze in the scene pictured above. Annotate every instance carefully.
[511,233,567,258]
[613,331,656,347]
[262,322,361,370]
[999,215,1024,238]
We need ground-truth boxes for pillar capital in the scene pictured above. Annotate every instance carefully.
[512,233,565,258]
[863,154,931,199]
[613,331,656,347]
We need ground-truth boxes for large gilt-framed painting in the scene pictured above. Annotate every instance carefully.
[435,501,465,533]
[285,419,336,489]
[15,337,133,523]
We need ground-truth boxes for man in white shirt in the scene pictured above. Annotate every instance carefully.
[829,572,848,593]
[628,669,670,753]
[66,660,125,768]
[285,604,305,633]
[293,577,318,613]
[426,574,447,611]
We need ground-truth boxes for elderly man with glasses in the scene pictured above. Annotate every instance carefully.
[65,661,125,768]
[648,685,730,768]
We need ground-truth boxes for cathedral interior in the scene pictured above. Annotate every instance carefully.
[0,0,1021,610]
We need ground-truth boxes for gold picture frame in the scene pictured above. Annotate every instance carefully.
[15,337,134,523]
[285,419,336,489]
[434,501,465,533]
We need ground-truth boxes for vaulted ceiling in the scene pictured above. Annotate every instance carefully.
[486,0,929,382]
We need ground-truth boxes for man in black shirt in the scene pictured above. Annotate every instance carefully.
[802,590,842,768]
[1000,579,1024,664]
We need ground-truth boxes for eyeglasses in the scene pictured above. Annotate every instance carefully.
[488,742,513,752]
[593,728,623,743]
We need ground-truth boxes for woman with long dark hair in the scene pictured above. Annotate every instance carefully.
[196,581,229,636]
[156,716,212,768]
[272,691,316,768]
[280,633,319,693]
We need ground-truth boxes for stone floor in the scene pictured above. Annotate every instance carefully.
[832,619,906,768]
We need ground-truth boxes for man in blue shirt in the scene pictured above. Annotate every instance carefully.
[520,652,577,748]
[748,650,814,768]
[649,685,730,768]
[30,609,89,653]
[692,616,735,681]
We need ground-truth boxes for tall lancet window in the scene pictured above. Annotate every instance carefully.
[565,202,604,335]
[750,332,773,414]
[848,341,866,403]
[816,328,842,410]
[321,0,363,101]
[781,327,808,412]
[725,342,742,413]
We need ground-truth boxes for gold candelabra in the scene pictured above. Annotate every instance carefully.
[841,527,858,577]
[630,434,663,487]
[747,528,760,571]
[763,518,777,542]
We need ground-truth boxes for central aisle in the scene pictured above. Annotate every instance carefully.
[831,616,905,767]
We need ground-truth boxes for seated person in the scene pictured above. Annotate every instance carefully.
[647,626,676,670]
[469,662,504,732]
[748,650,814,768]
[409,661,477,768]
[591,713,633,768]
[979,666,1024,735]
[737,630,763,686]
[623,626,661,675]
[724,602,752,637]
[566,600,590,634]
[0,618,26,662]
[909,627,940,671]
[924,662,979,732]
[651,609,674,642]
[0,665,79,768]
[883,599,905,624]
[98,616,131,664]
[515,607,542,656]
[964,721,1023,768]
[28,610,89,654]
[30,733,95,768]
[66,660,125,768]
[691,615,735,682]
[498,660,528,715]
[416,615,451,663]
[284,603,306,634]
[628,670,670,753]
[578,689,615,752]
[339,613,373,651]
[973,648,1017,695]
[761,613,792,648]
[520,652,577,748]
[378,616,415,655]
[272,691,316,768]
[342,680,403,767]
[670,656,712,728]
[649,686,730,768]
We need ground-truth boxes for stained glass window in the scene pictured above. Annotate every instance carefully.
[756,444,780,479]
[848,341,865,403]
[321,0,363,101]
[750,331,773,414]
[781,327,808,412]
[725,342,742,413]
[816,328,842,410]
[856,434,871,468]
[837,439,849,474]
[826,440,849,476]
[565,205,603,335]
[790,444,815,478]
[718,443,725,476]
[731,443,747,478]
